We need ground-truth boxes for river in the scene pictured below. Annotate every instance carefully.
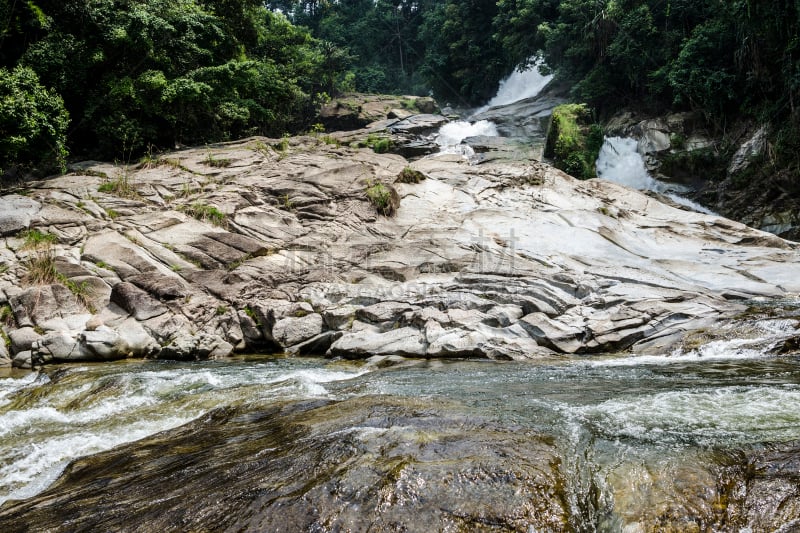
[2,308,800,530]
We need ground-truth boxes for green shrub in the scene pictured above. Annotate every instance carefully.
[371,138,391,153]
[0,66,69,179]
[545,104,602,180]
[366,181,396,216]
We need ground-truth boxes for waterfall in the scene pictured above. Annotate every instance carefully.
[435,120,499,157]
[476,62,553,114]
[434,59,551,157]
[596,136,715,214]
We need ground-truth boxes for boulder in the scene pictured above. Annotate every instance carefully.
[329,327,427,358]
[273,313,325,348]
[0,195,40,236]
[32,331,82,363]
[158,333,233,361]
[10,285,87,327]
[12,350,32,369]
[110,282,168,321]
[9,326,42,354]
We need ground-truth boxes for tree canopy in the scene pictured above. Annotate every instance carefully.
[2,0,800,181]
[1,0,342,171]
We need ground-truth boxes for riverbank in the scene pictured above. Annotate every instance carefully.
[1,118,799,368]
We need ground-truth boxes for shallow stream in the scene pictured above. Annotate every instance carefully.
[2,314,800,530]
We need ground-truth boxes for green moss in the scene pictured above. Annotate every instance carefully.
[545,104,602,180]
[0,304,14,327]
[395,167,426,184]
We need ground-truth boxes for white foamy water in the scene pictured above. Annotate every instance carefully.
[596,137,661,190]
[596,136,714,214]
[476,60,553,113]
[584,319,798,368]
[579,385,800,445]
[434,120,499,157]
[0,361,370,505]
[433,60,552,159]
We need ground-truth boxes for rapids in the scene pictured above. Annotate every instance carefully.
[2,310,800,530]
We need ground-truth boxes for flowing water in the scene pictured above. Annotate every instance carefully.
[596,136,715,214]
[2,313,800,529]
[435,60,552,156]
[476,61,553,113]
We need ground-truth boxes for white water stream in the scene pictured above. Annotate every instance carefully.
[435,60,552,155]
[596,136,715,214]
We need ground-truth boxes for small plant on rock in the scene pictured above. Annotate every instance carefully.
[395,167,426,184]
[19,228,56,250]
[98,174,139,199]
[366,181,396,216]
[179,202,228,228]
[202,152,232,168]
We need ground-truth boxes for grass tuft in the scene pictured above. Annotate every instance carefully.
[179,202,228,228]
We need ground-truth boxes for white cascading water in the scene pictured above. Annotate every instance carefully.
[596,136,715,214]
[477,61,553,113]
[435,59,552,157]
[435,120,499,157]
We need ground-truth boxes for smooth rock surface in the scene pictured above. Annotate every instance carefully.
[0,134,797,364]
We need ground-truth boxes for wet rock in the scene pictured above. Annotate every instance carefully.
[472,93,567,140]
[0,397,570,532]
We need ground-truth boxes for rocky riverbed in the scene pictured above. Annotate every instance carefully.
[0,119,798,369]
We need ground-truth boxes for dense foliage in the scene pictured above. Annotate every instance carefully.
[269,0,512,105]
[281,0,800,184]
[2,0,799,184]
[0,66,68,176]
[0,0,340,170]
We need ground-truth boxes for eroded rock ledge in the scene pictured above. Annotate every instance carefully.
[1,135,798,367]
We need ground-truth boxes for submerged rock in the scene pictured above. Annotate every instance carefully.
[0,397,571,532]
